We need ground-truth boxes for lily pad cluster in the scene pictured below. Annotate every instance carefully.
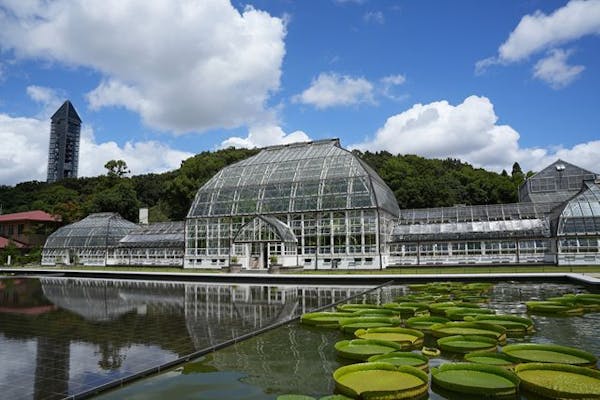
[292,282,600,399]
[526,293,600,315]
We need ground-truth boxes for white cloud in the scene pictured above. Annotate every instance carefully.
[353,95,600,173]
[79,128,193,178]
[26,85,65,118]
[498,0,600,63]
[364,11,384,24]
[533,49,585,89]
[0,0,286,133]
[0,112,192,185]
[221,124,310,148]
[380,74,407,100]
[475,0,600,87]
[293,72,374,109]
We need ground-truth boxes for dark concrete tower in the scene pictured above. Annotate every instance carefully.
[47,100,81,183]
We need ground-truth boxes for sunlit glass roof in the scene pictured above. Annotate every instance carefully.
[44,213,138,249]
[188,139,400,218]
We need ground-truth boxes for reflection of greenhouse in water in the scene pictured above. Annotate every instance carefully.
[42,140,600,268]
[0,277,373,400]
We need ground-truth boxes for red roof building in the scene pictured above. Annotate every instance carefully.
[0,210,61,249]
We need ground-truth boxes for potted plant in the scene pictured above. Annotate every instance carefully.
[228,255,242,273]
[268,255,281,274]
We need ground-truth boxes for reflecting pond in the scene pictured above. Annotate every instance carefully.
[0,276,377,400]
[95,281,600,400]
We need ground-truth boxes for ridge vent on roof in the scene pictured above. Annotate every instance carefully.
[260,138,340,151]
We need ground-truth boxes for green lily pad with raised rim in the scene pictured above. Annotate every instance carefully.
[338,316,400,334]
[334,339,404,361]
[464,351,515,366]
[405,316,450,332]
[430,321,506,342]
[333,362,429,400]
[337,303,384,312]
[318,395,353,400]
[526,301,584,315]
[277,395,316,400]
[445,307,496,320]
[368,351,429,370]
[387,302,430,312]
[515,363,600,399]
[437,335,498,353]
[350,308,401,317]
[466,314,533,334]
[501,343,597,366]
[355,327,424,348]
[300,312,355,327]
[431,362,519,396]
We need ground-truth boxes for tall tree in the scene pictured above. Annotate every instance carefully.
[104,160,130,177]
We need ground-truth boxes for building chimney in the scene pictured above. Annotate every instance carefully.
[139,208,149,225]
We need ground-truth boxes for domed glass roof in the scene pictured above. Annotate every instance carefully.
[557,181,600,235]
[44,212,138,249]
[187,139,400,218]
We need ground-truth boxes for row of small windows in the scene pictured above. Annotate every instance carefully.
[389,240,549,257]
[0,224,24,236]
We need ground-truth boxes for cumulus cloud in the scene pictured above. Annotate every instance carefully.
[220,124,310,148]
[293,72,374,109]
[0,0,286,133]
[497,0,600,63]
[476,0,600,87]
[0,112,192,185]
[353,95,599,173]
[533,49,585,89]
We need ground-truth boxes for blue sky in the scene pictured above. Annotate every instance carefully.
[0,0,598,184]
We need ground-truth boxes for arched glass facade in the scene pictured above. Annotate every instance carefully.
[557,181,600,265]
[185,139,400,269]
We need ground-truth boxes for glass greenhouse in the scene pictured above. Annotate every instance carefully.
[42,213,138,266]
[185,139,400,269]
[40,138,600,269]
[557,181,600,265]
[114,221,185,266]
[519,159,596,203]
[390,203,555,266]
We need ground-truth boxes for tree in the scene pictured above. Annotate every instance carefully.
[86,180,141,221]
[511,162,525,187]
[104,160,130,177]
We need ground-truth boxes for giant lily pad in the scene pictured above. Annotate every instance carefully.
[515,363,600,399]
[405,316,450,332]
[368,352,429,370]
[333,362,429,399]
[431,363,519,396]
[437,335,498,353]
[526,301,584,315]
[501,343,597,366]
[355,327,424,348]
[466,314,533,335]
[337,303,384,312]
[351,308,401,317]
[445,307,495,320]
[338,316,400,334]
[464,351,515,366]
[300,312,354,328]
[277,395,316,400]
[383,302,430,318]
[334,339,404,361]
[430,321,506,342]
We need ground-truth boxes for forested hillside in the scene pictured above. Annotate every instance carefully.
[0,148,526,223]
